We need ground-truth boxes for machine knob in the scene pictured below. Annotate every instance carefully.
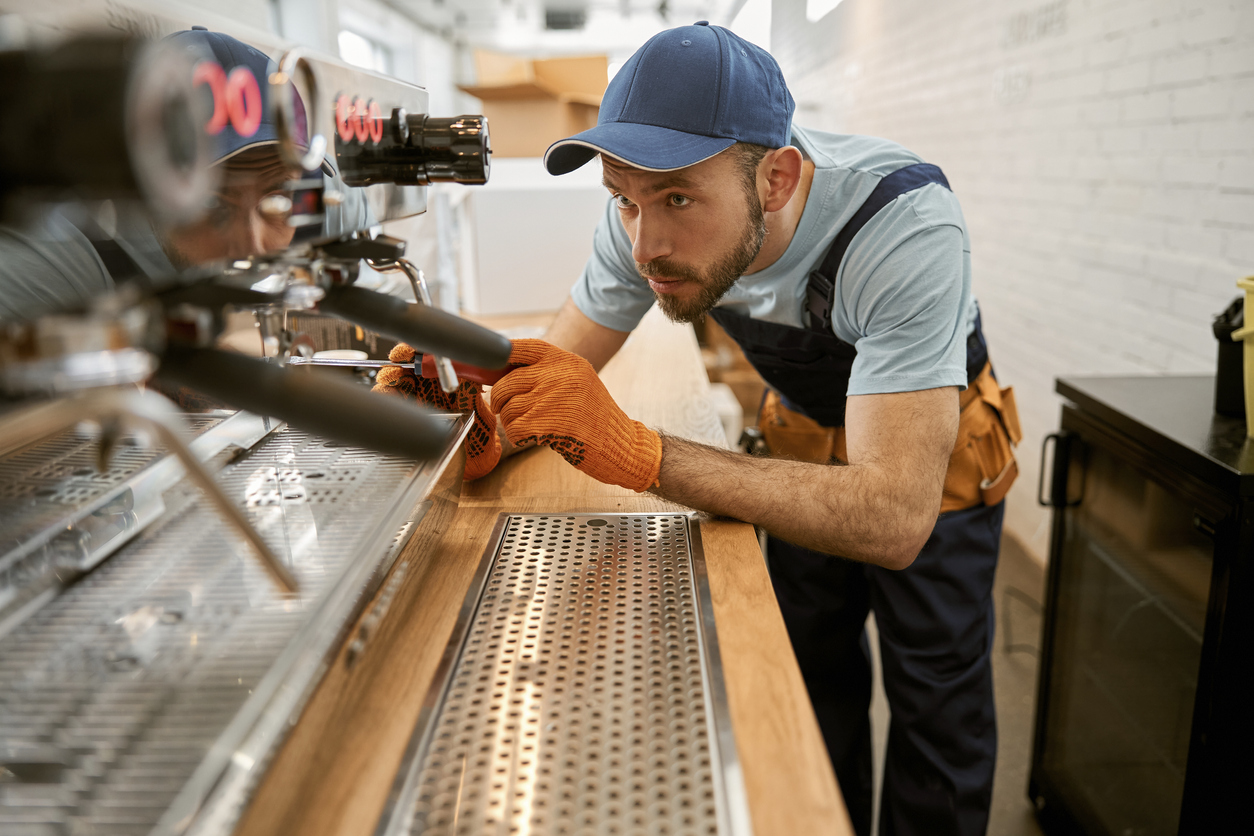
[406,114,491,185]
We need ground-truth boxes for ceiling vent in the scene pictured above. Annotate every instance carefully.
[544,7,587,29]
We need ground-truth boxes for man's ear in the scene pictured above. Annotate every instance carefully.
[761,146,804,213]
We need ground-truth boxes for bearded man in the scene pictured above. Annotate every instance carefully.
[378,20,1021,836]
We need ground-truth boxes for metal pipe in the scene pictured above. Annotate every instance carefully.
[367,258,460,393]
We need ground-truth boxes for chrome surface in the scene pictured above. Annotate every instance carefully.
[367,258,460,393]
[0,390,298,596]
[0,0,431,225]
[378,512,752,836]
[0,411,472,836]
[0,407,273,636]
[0,348,157,395]
[272,48,328,174]
[287,358,412,368]
[0,300,162,397]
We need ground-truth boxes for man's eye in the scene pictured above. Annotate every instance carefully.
[613,194,634,209]
[205,199,233,229]
[668,194,691,207]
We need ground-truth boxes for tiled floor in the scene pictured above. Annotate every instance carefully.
[866,532,1048,836]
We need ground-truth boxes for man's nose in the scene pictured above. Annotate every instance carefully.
[630,211,671,265]
[228,212,268,259]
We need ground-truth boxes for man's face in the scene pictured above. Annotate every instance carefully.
[163,146,301,268]
[601,150,766,323]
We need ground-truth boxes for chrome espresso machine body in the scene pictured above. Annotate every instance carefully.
[0,3,508,833]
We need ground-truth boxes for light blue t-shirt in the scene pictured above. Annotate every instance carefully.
[571,124,979,396]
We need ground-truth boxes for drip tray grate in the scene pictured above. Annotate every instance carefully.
[381,513,751,836]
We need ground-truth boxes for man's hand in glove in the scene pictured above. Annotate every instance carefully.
[371,343,501,480]
[488,339,662,492]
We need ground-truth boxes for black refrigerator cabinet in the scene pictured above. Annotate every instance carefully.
[1031,375,1253,836]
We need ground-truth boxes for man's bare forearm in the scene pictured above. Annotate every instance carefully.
[649,434,941,569]
[543,298,629,372]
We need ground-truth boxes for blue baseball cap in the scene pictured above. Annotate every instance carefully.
[543,21,794,175]
[167,27,333,174]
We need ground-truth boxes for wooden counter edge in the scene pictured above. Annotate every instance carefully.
[235,308,850,836]
[700,518,851,836]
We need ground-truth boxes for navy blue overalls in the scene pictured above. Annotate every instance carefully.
[709,164,1001,836]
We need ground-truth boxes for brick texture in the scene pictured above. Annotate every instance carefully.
[773,0,1254,562]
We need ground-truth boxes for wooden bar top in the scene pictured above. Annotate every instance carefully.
[235,308,850,836]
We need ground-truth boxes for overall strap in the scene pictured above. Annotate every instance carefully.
[805,163,951,332]
[88,237,145,282]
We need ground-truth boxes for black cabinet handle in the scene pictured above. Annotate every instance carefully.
[1039,432,1083,508]
[1038,434,1060,506]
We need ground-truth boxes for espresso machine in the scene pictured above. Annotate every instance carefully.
[0,3,510,833]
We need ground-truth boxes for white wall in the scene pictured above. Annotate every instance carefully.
[458,157,607,316]
[149,0,279,33]
[273,0,340,51]
[335,0,482,310]
[772,0,1254,562]
[338,0,480,115]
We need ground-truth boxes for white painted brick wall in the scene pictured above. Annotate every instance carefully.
[772,0,1254,562]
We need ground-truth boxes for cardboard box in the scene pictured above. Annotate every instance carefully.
[460,51,607,158]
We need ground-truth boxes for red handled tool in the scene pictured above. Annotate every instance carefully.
[420,354,517,386]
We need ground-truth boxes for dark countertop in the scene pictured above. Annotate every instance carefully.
[1056,375,1254,498]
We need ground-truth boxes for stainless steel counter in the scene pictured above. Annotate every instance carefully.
[0,408,471,836]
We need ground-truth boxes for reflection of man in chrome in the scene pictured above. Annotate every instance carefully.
[160,27,319,268]
[162,145,301,268]
[0,27,369,321]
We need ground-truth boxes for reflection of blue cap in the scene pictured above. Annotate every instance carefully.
[544,22,794,175]
[167,27,332,173]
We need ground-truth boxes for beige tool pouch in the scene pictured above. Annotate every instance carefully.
[755,363,1022,513]
[942,362,1022,513]
[758,391,842,464]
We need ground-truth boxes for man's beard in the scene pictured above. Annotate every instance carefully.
[637,197,767,324]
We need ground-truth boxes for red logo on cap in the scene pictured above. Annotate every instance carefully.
[193,61,262,138]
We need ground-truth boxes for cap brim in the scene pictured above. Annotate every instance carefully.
[214,139,336,177]
[544,122,736,175]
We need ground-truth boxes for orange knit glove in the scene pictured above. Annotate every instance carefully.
[371,343,501,480]
[489,339,662,492]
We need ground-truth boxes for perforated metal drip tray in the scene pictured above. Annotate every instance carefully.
[379,513,752,836]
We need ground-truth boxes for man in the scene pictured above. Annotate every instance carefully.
[463,21,1019,836]
[160,27,353,270]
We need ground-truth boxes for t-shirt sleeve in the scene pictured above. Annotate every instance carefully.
[835,194,971,396]
[0,215,114,321]
[569,197,655,333]
[322,172,374,238]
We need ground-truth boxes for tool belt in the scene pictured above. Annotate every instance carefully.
[755,362,1023,514]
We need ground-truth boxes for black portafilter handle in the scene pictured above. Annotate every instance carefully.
[156,346,452,462]
[318,286,512,370]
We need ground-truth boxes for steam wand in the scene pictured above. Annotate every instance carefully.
[367,258,460,393]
